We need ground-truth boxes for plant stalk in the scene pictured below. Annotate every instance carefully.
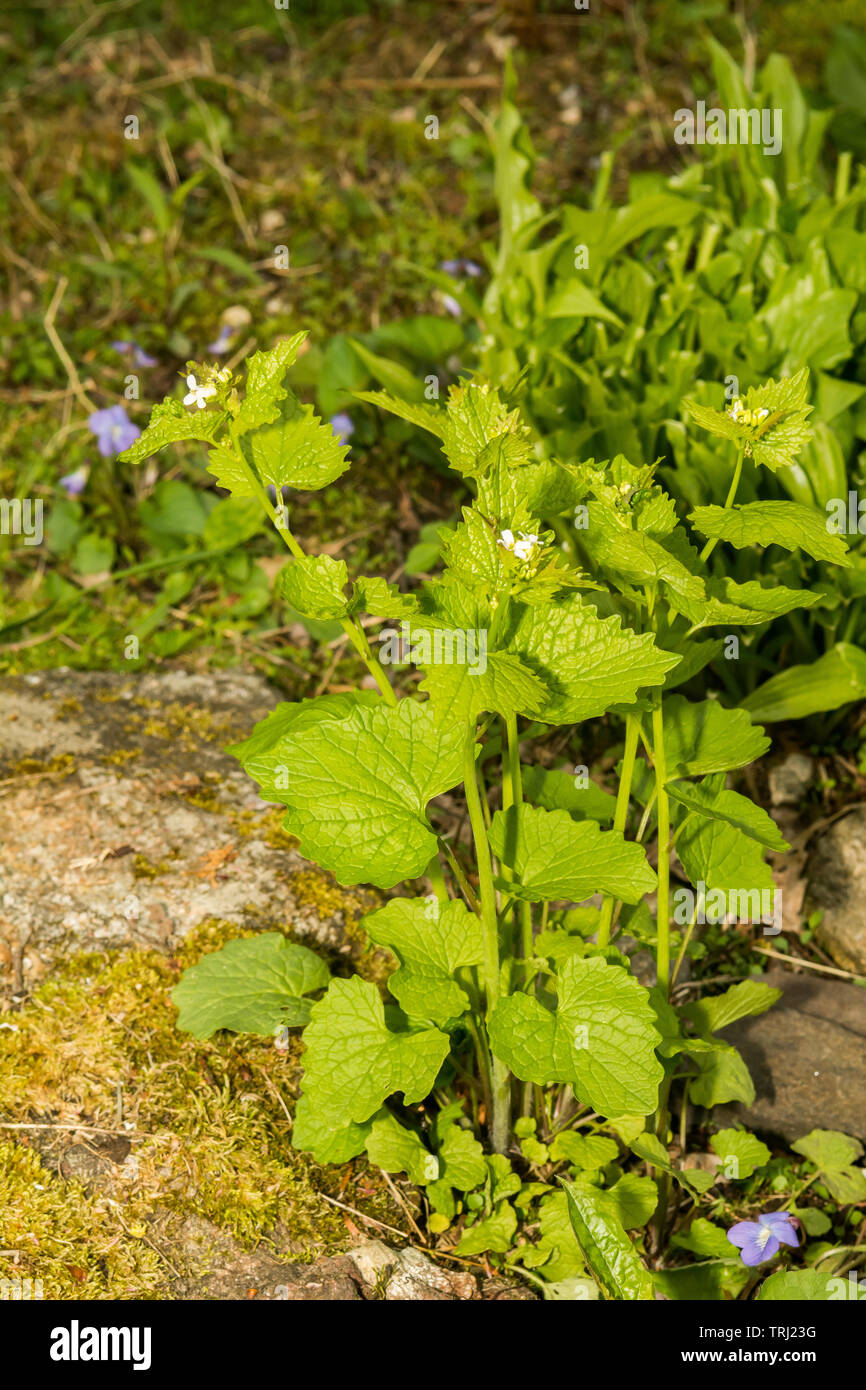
[651,699,671,997]
[228,426,397,705]
[463,718,510,1153]
[597,712,639,947]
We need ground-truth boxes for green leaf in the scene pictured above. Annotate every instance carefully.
[278,554,349,620]
[435,1113,487,1192]
[629,1132,715,1195]
[533,1191,587,1281]
[349,576,417,620]
[757,1269,839,1301]
[489,955,664,1116]
[676,818,774,900]
[510,593,680,724]
[521,767,616,824]
[353,389,443,437]
[672,1217,738,1259]
[489,804,656,905]
[362,896,484,1026]
[688,1043,755,1108]
[205,443,258,496]
[660,695,770,778]
[300,976,450,1127]
[126,163,172,234]
[291,1093,371,1164]
[235,332,308,433]
[741,643,866,722]
[202,496,263,547]
[684,979,781,1035]
[791,1130,866,1203]
[228,692,380,803]
[365,1110,440,1185]
[710,1129,771,1180]
[439,382,530,479]
[604,1174,658,1230]
[266,700,464,888]
[548,1133,619,1170]
[685,367,813,470]
[654,1263,748,1300]
[348,338,427,402]
[688,501,851,567]
[579,503,705,613]
[545,282,622,326]
[171,933,329,1038]
[667,779,789,852]
[455,1202,518,1255]
[561,1180,654,1301]
[419,648,546,724]
[682,577,822,631]
[119,397,224,464]
[245,396,351,492]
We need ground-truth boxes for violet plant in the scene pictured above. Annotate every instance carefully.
[120,338,850,1299]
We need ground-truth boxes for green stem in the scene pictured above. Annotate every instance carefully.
[597,713,639,947]
[228,425,397,706]
[463,718,510,1153]
[651,700,671,997]
[504,713,535,973]
[699,446,744,565]
[671,904,699,988]
[426,853,448,901]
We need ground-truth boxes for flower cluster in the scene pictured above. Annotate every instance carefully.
[497,528,541,564]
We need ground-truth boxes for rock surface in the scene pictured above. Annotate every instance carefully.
[803,806,866,973]
[0,668,379,992]
[713,967,866,1143]
[768,752,815,807]
[346,1239,479,1301]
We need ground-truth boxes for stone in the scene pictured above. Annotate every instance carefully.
[711,967,866,1143]
[156,1213,361,1301]
[346,1239,477,1301]
[803,806,866,973]
[768,752,814,807]
[0,669,380,991]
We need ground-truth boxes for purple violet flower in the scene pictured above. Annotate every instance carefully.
[206,324,235,355]
[330,412,354,442]
[110,340,157,368]
[440,258,483,278]
[59,465,89,498]
[727,1211,799,1267]
[440,293,462,319]
[87,404,140,458]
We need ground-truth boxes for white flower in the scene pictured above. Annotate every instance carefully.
[183,374,217,410]
[498,528,540,562]
[513,533,539,561]
[756,407,769,421]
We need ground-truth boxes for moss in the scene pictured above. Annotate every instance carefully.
[2,753,76,780]
[0,929,410,1299]
[127,699,245,750]
[132,853,173,880]
[102,748,142,767]
[54,696,83,720]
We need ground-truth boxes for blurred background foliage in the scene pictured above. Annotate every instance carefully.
[2,0,866,750]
